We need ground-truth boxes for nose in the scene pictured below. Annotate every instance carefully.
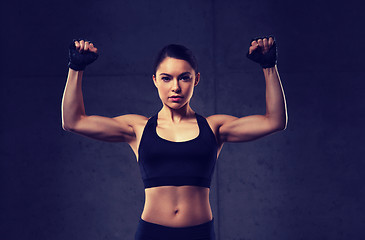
[172,79,181,92]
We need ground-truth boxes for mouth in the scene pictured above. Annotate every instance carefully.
[169,96,183,101]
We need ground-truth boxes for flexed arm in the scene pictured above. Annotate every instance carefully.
[211,36,287,143]
[262,64,287,131]
[62,39,98,130]
[61,40,143,142]
[61,68,86,130]
[249,36,287,130]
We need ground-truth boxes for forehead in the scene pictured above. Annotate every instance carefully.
[156,57,194,75]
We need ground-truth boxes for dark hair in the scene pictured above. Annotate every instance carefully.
[153,44,198,75]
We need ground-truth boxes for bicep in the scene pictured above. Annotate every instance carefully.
[68,114,139,142]
[218,114,281,142]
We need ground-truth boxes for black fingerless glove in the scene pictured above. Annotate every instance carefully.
[246,35,277,68]
[68,39,99,71]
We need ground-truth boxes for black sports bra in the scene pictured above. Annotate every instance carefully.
[138,112,218,189]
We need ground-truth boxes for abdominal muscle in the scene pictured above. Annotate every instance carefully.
[141,185,213,227]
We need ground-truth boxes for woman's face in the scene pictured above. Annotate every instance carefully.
[153,57,200,109]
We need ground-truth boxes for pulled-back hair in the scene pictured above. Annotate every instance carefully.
[153,44,198,75]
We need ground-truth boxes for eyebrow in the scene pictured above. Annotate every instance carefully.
[159,72,192,77]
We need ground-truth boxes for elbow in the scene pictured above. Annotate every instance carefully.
[62,114,86,132]
[276,118,288,131]
[271,118,288,132]
[62,118,70,131]
[271,124,285,133]
[62,115,82,132]
[274,112,288,131]
[278,122,287,131]
[282,114,289,130]
[62,116,85,132]
[62,123,72,132]
[266,113,288,132]
[62,121,76,132]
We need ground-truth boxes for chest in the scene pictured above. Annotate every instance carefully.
[156,121,199,142]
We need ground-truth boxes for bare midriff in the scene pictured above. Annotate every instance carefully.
[141,185,213,227]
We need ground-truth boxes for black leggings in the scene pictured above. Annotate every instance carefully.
[135,218,216,240]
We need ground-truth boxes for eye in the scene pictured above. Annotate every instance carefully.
[180,76,191,81]
[161,77,171,82]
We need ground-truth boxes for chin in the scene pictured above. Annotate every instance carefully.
[166,102,188,109]
[169,104,184,109]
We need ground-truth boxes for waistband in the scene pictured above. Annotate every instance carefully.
[139,217,214,230]
[135,218,216,240]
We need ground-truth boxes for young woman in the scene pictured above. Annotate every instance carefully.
[61,36,287,240]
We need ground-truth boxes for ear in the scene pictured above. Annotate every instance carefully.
[194,73,200,87]
[152,75,158,88]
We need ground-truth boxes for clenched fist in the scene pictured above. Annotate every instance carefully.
[68,39,99,71]
[246,36,277,68]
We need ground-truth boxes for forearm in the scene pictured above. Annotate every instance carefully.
[262,65,287,129]
[61,68,86,130]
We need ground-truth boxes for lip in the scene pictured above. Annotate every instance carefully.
[169,96,183,101]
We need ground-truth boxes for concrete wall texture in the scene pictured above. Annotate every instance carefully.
[1,0,364,239]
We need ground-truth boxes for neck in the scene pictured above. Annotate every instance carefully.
[159,103,195,123]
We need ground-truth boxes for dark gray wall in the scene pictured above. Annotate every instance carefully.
[1,0,364,239]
